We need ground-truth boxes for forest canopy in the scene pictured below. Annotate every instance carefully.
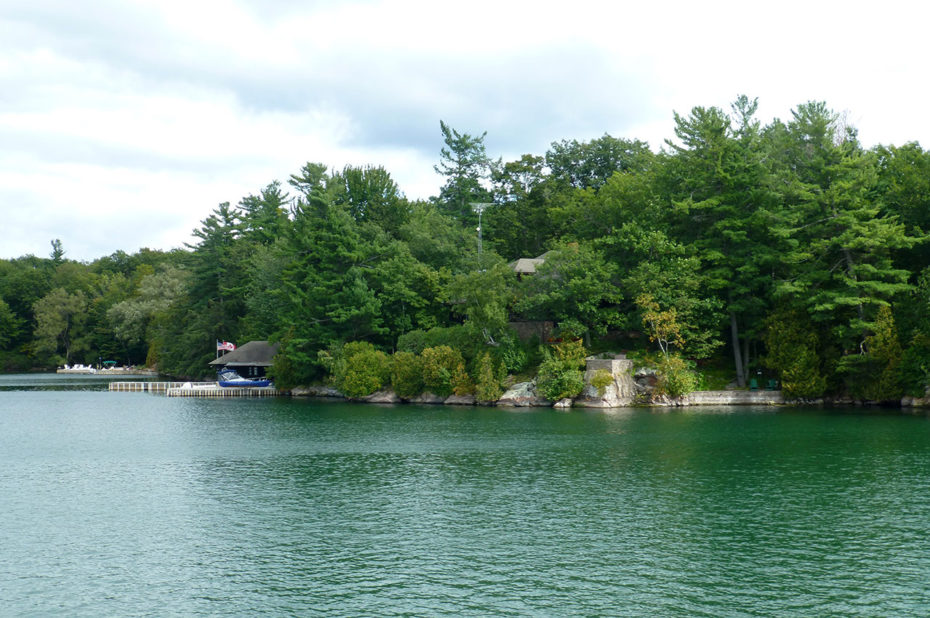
[3,97,930,401]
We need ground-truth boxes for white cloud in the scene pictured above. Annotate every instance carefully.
[2,0,930,260]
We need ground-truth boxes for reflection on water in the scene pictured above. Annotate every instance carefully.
[1,377,929,615]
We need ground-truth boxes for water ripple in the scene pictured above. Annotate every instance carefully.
[1,397,929,615]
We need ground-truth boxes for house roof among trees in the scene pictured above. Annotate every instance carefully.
[508,251,550,275]
[209,340,280,366]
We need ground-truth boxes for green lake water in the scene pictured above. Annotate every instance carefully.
[1,374,929,615]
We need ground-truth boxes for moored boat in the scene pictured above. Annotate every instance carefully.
[217,369,272,388]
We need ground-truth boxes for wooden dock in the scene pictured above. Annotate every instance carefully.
[109,381,214,393]
[166,385,281,398]
[109,381,281,397]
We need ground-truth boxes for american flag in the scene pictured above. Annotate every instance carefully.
[216,340,236,352]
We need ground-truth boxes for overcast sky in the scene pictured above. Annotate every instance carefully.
[2,0,928,261]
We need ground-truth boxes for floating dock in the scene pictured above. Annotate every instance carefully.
[166,385,281,398]
[109,381,281,397]
[109,381,214,393]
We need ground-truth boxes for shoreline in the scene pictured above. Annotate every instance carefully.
[56,368,160,376]
[289,385,930,409]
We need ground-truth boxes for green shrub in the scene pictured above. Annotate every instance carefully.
[451,362,473,396]
[474,352,503,402]
[396,330,429,355]
[835,354,873,400]
[522,334,544,369]
[319,341,391,398]
[420,345,465,397]
[536,340,587,401]
[269,346,300,390]
[391,351,424,398]
[655,354,699,398]
[398,325,476,357]
[317,340,357,382]
[901,333,930,397]
[591,369,614,396]
[0,351,31,373]
[497,332,528,373]
[556,319,587,342]
[537,359,585,401]
[779,347,829,399]
[836,307,905,402]
[862,304,903,402]
[553,338,586,365]
[340,349,391,397]
[762,306,827,399]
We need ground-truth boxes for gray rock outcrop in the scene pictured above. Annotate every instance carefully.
[290,385,344,398]
[445,394,477,405]
[364,390,402,403]
[497,381,550,407]
[573,357,637,408]
[410,392,446,404]
[633,367,657,395]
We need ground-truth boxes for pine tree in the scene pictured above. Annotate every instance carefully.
[773,102,918,349]
[663,96,783,385]
[434,121,493,224]
[271,172,386,387]
[861,304,903,402]
[238,181,290,246]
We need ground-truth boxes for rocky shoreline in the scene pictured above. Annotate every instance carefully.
[288,383,788,407]
[288,356,795,408]
[288,383,930,409]
[288,353,930,408]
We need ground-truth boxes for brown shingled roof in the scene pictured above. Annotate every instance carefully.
[209,340,280,366]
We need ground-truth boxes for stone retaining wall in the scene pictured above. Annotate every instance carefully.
[507,321,554,343]
[686,390,784,406]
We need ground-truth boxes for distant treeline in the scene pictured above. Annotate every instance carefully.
[3,97,930,401]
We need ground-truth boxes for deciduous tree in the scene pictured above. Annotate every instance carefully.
[516,241,621,345]
[33,288,88,364]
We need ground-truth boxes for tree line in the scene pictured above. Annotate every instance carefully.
[3,96,930,401]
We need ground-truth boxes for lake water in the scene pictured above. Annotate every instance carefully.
[2,374,929,616]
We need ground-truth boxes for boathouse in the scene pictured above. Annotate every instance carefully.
[209,340,279,378]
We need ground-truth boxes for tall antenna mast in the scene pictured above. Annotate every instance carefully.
[470,202,493,256]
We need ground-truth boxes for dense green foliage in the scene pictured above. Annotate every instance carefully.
[319,341,392,398]
[762,306,828,399]
[474,351,504,403]
[654,354,700,398]
[420,345,466,398]
[591,369,614,397]
[390,351,424,399]
[851,305,903,402]
[536,340,587,401]
[3,100,930,403]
